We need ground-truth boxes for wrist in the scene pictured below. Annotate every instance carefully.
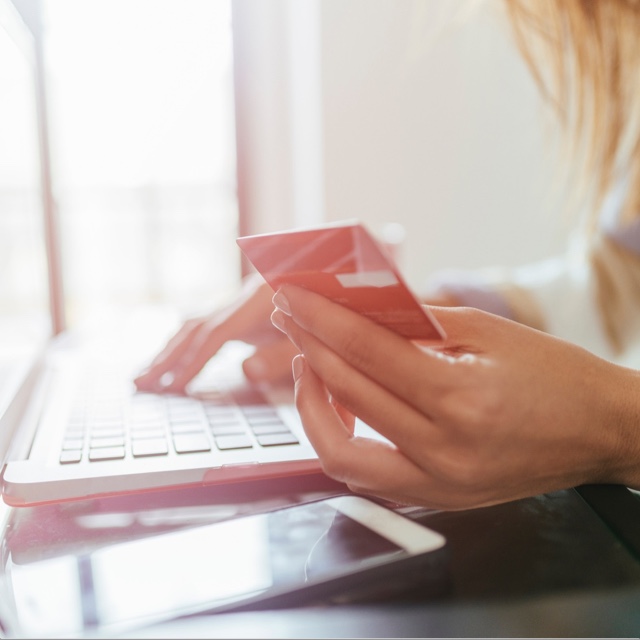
[600,364,640,489]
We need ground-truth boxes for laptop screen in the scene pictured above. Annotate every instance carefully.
[0,1,52,361]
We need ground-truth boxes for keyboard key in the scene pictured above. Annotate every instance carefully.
[203,406,237,418]
[214,434,254,450]
[128,408,165,423]
[89,426,125,438]
[173,434,211,454]
[250,423,290,436]
[170,422,206,435]
[90,436,126,448]
[132,438,169,457]
[210,424,247,436]
[60,450,82,464]
[166,397,200,413]
[89,415,123,427]
[246,415,285,426]
[65,424,85,436]
[206,413,242,424]
[62,437,84,450]
[168,412,203,424]
[242,406,278,418]
[130,426,166,439]
[256,433,299,447]
[89,446,126,461]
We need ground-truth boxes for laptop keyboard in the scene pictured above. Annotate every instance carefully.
[59,376,300,465]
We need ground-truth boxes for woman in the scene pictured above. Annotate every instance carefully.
[136,0,640,509]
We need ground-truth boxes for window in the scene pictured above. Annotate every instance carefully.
[0,1,50,352]
[43,0,240,330]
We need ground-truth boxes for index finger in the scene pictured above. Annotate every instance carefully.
[134,316,207,391]
[276,285,474,406]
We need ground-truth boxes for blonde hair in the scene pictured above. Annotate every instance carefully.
[502,1,640,353]
[503,0,640,223]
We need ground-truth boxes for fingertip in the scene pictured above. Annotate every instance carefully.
[242,355,269,382]
[292,354,305,382]
[162,371,192,394]
[270,308,287,334]
[133,372,156,392]
[133,360,170,391]
[272,289,291,315]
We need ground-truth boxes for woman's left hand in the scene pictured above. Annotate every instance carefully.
[270,285,640,510]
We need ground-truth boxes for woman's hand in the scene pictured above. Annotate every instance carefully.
[270,285,640,510]
[134,276,298,393]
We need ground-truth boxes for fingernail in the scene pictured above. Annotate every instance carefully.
[272,290,291,315]
[292,354,305,381]
[159,372,175,388]
[271,309,287,333]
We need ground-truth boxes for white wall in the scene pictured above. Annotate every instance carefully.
[238,0,573,290]
[319,0,571,290]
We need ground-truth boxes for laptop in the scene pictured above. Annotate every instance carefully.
[0,0,321,508]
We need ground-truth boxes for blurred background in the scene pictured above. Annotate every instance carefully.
[3,0,571,335]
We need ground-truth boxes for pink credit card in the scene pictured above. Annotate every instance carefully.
[237,222,445,340]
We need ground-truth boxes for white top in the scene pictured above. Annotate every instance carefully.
[424,184,640,367]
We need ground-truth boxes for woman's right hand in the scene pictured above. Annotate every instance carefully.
[134,275,298,393]
[271,285,640,509]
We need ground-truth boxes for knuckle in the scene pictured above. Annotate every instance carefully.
[427,446,484,490]
[440,385,504,433]
[337,329,372,370]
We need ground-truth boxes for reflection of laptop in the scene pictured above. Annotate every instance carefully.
[0,0,319,507]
